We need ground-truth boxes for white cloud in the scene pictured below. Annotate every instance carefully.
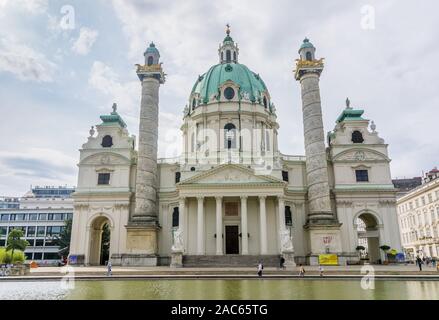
[72,27,99,56]
[0,37,56,82]
[0,0,48,14]
[88,60,182,157]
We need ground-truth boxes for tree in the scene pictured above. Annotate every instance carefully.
[54,219,72,259]
[6,229,29,264]
[380,245,391,262]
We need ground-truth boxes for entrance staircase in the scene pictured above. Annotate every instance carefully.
[183,255,281,268]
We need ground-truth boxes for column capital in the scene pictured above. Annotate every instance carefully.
[259,195,267,201]
[197,196,204,201]
[240,195,248,200]
[215,196,223,201]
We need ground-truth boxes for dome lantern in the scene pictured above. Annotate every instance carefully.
[218,24,239,64]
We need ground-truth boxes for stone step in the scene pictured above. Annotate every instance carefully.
[183,255,281,267]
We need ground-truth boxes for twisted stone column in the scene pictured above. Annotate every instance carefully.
[132,77,160,226]
[298,72,333,223]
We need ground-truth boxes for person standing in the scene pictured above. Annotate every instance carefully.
[257,261,264,277]
[299,264,305,277]
[107,261,112,277]
[319,265,324,277]
[416,256,423,271]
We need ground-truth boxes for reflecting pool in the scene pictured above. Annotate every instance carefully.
[0,279,438,300]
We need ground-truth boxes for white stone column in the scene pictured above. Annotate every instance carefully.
[241,196,249,255]
[278,197,286,253]
[259,196,268,254]
[179,197,186,251]
[197,196,205,255]
[215,196,223,255]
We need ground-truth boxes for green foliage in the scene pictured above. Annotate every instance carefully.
[6,229,29,264]
[54,218,72,257]
[356,246,366,251]
[0,247,25,264]
[379,245,391,252]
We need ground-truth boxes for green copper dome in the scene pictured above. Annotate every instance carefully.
[191,62,268,104]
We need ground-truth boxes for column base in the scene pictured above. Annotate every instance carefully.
[282,251,296,269]
[170,251,183,268]
[112,253,158,266]
[125,224,159,255]
[305,225,342,259]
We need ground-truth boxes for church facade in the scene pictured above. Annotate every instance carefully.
[69,29,401,266]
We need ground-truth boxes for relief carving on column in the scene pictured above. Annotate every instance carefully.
[280,229,294,252]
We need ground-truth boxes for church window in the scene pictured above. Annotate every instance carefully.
[224,123,236,149]
[226,50,231,62]
[355,170,369,182]
[306,51,312,61]
[98,173,111,185]
[172,207,179,227]
[285,206,293,226]
[233,51,237,62]
[352,131,364,143]
[263,96,268,109]
[224,87,235,100]
[282,170,289,182]
[175,172,181,184]
[101,135,113,148]
[147,56,154,66]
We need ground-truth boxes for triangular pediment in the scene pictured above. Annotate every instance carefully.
[179,164,285,186]
[332,148,389,162]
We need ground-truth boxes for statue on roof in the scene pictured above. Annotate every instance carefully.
[112,103,118,113]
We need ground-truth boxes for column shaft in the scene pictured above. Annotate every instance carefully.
[259,196,268,254]
[215,197,223,255]
[179,198,186,250]
[278,197,285,253]
[197,197,204,255]
[133,77,160,225]
[241,196,249,255]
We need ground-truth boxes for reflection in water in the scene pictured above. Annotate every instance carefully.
[0,280,438,300]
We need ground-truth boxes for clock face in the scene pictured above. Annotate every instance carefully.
[224,87,235,100]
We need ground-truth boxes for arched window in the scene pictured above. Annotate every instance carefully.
[101,135,113,148]
[175,172,181,184]
[282,170,289,182]
[285,206,292,226]
[224,123,236,149]
[226,50,231,62]
[306,52,312,61]
[147,56,154,66]
[172,207,179,227]
[352,130,364,143]
[233,51,237,62]
[263,96,268,109]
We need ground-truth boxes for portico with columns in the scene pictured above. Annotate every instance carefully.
[173,164,291,257]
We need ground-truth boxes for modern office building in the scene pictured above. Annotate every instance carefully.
[397,168,439,260]
[0,197,20,209]
[0,186,74,264]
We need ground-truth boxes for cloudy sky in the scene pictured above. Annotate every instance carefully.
[0,0,438,196]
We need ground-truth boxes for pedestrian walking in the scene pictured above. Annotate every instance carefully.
[416,256,423,271]
[107,261,112,277]
[319,265,324,277]
[298,264,305,277]
[257,261,264,277]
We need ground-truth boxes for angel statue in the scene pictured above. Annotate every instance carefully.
[280,229,294,252]
[172,229,184,252]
